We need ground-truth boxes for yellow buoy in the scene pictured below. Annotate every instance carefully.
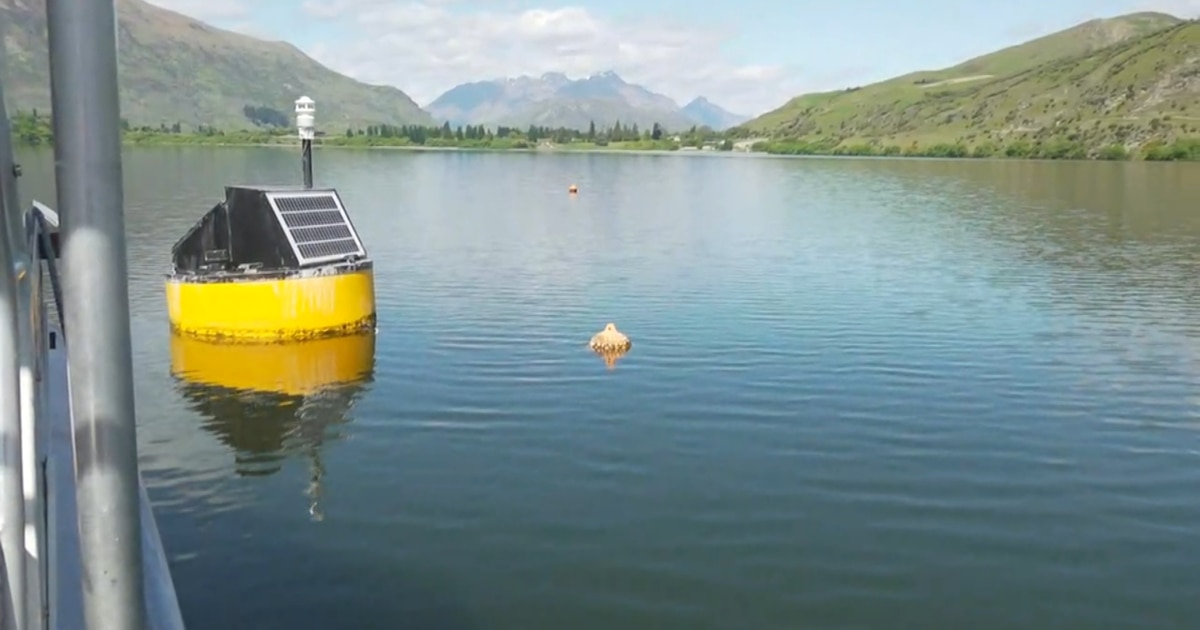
[165,186,376,342]
[568,184,579,194]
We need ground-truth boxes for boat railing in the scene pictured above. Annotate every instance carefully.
[0,0,188,626]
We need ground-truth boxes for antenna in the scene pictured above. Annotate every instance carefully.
[295,96,315,189]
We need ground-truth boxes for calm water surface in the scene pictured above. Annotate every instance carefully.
[15,148,1200,629]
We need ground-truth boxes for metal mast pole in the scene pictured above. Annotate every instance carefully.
[302,139,314,189]
[0,65,29,630]
[45,0,148,628]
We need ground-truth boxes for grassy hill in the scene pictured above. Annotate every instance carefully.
[738,13,1199,159]
[0,0,434,130]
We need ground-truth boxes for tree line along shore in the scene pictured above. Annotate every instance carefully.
[8,110,1198,161]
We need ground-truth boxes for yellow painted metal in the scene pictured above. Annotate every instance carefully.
[165,267,375,342]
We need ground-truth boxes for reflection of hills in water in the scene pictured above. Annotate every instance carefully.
[818,159,1200,397]
[170,333,376,520]
[827,159,1200,333]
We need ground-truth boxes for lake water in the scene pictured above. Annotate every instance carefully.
[13,148,1200,629]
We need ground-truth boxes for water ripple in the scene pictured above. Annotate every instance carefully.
[33,148,1195,630]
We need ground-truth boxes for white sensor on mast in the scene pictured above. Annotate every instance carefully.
[295,96,315,140]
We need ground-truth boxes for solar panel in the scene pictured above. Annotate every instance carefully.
[264,190,367,266]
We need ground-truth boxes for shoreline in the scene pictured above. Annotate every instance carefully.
[13,137,1199,163]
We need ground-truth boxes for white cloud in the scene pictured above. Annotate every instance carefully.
[134,0,1200,122]
[296,1,819,116]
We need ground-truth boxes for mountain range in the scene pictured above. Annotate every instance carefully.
[681,96,750,131]
[0,0,745,133]
[0,0,433,129]
[424,71,748,131]
[1,0,1196,153]
[736,12,1199,154]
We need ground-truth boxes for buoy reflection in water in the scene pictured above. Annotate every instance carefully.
[169,332,376,521]
[591,346,630,370]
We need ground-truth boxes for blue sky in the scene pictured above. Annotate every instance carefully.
[155,0,1199,115]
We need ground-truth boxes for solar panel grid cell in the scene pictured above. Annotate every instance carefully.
[265,191,366,265]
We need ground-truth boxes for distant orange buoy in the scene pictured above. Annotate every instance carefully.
[588,322,631,370]
[568,184,579,194]
[589,323,631,352]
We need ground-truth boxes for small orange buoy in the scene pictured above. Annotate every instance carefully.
[588,322,631,370]
[589,323,631,352]
[568,184,579,194]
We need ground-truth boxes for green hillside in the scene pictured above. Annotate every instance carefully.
[738,13,1199,159]
[0,0,434,130]
[907,12,1182,82]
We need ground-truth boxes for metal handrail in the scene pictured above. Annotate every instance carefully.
[0,48,33,630]
[28,200,185,630]
[1,0,188,624]
[0,167,188,630]
[31,203,64,341]
[25,202,50,630]
[2,102,40,630]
